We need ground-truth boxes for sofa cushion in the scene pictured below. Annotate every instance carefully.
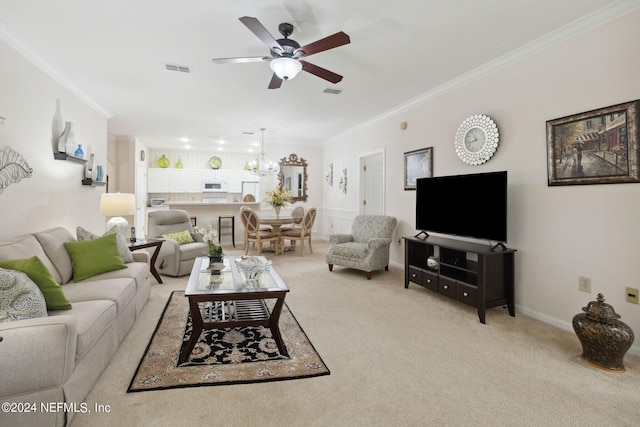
[0,256,72,310]
[330,242,369,259]
[48,299,116,359]
[0,268,48,323]
[0,233,63,285]
[34,228,76,285]
[64,234,127,282]
[80,262,149,292]
[161,230,194,245]
[76,226,134,263]
[62,278,136,315]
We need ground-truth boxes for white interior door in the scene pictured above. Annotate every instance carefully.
[135,164,147,238]
[360,151,384,215]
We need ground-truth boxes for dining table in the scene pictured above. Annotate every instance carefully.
[259,216,294,255]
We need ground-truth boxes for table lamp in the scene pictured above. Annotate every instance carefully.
[99,193,135,238]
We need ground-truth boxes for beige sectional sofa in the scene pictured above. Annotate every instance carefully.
[0,227,150,427]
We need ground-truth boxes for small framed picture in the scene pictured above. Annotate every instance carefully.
[404,147,433,190]
[546,100,639,186]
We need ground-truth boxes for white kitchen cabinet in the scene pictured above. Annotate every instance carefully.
[203,169,228,181]
[172,169,202,193]
[242,171,259,182]
[148,168,171,193]
[227,170,243,193]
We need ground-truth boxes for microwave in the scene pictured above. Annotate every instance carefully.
[203,179,228,193]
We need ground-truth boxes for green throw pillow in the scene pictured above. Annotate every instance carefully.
[64,233,127,282]
[161,230,194,245]
[0,256,71,310]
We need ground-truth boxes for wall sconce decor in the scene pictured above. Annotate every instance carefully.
[339,168,347,194]
[326,163,333,186]
[0,146,33,194]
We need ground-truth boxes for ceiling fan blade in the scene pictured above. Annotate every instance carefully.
[268,73,283,90]
[300,60,343,84]
[239,16,283,53]
[295,31,350,57]
[212,56,269,64]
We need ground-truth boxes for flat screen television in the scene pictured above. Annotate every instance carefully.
[415,171,507,242]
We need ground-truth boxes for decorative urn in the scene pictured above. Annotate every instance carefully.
[572,293,634,372]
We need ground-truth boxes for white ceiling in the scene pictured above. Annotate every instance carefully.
[0,0,629,153]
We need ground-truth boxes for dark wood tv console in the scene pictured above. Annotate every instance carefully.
[404,235,516,323]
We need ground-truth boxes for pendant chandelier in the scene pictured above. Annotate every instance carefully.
[249,128,278,177]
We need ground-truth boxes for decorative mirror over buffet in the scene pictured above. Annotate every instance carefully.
[278,154,308,202]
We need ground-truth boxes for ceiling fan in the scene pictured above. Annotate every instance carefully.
[212,16,350,89]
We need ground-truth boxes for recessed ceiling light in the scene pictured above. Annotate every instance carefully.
[252,142,260,147]
[247,148,254,153]
[323,88,342,94]
[180,137,189,142]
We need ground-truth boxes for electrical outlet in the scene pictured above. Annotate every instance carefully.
[579,276,592,293]
[626,287,639,304]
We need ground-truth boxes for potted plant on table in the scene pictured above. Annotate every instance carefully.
[264,187,293,218]
[195,225,223,262]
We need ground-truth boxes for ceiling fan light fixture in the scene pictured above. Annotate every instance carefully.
[270,57,302,80]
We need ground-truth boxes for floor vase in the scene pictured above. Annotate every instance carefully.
[572,293,634,371]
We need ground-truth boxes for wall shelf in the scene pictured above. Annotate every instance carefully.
[81,178,106,187]
[54,152,87,164]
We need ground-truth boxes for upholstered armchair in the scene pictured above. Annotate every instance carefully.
[147,209,208,277]
[326,215,397,279]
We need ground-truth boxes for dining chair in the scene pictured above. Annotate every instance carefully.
[240,207,280,255]
[280,206,304,232]
[281,207,316,257]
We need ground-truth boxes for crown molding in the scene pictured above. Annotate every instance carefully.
[0,19,112,118]
[328,0,640,143]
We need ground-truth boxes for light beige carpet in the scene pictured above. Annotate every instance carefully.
[70,241,640,427]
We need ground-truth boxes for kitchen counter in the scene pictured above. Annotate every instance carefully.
[160,202,261,246]
[167,201,260,207]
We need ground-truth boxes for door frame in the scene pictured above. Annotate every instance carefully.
[358,149,386,215]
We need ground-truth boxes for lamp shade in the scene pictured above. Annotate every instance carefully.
[270,57,302,80]
[99,193,135,216]
[99,193,135,237]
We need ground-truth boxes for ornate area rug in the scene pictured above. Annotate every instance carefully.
[128,291,329,392]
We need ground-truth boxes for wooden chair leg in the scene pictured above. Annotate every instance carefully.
[366,272,372,280]
[300,239,305,257]
[328,264,333,271]
[308,237,313,254]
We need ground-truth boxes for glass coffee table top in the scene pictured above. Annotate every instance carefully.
[186,256,288,295]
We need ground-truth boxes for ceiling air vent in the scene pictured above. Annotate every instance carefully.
[323,88,342,95]
[165,63,192,74]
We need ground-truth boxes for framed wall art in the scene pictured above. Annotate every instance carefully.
[546,99,639,186]
[404,147,433,190]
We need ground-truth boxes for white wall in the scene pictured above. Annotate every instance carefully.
[0,38,108,240]
[322,11,640,353]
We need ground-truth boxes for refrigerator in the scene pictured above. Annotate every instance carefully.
[242,181,260,202]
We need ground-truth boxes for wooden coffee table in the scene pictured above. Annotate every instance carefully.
[179,256,290,364]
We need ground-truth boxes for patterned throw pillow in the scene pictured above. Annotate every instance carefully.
[161,230,194,245]
[0,268,48,323]
[77,226,134,263]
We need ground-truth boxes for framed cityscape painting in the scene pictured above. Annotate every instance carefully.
[546,100,639,186]
[404,147,433,190]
